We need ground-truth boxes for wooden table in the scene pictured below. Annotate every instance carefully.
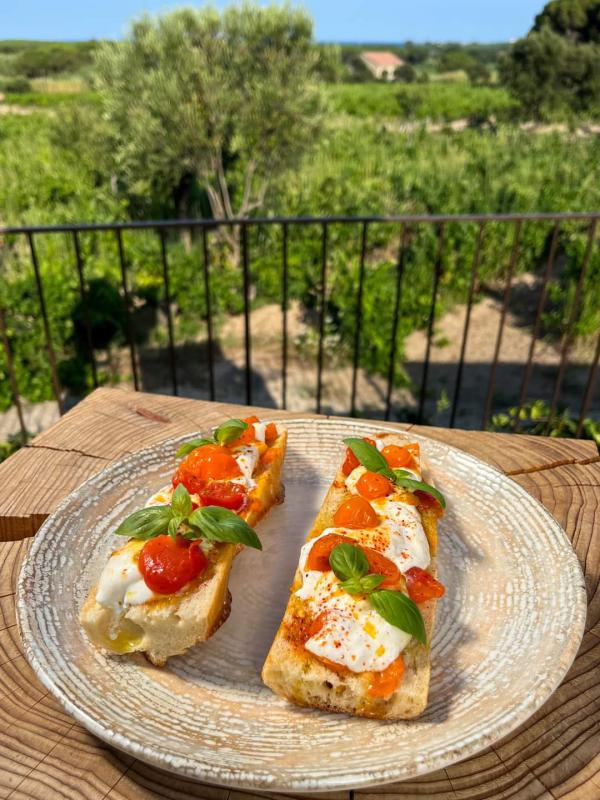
[1,387,599,800]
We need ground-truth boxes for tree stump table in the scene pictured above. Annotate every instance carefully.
[1,387,598,799]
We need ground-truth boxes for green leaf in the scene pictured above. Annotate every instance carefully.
[114,506,173,540]
[176,438,214,458]
[343,437,395,480]
[360,573,386,592]
[329,542,369,582]
[340,573,385,595]
[214,418,248,445]
[369,589,427,644]
[167,515,183,540]
[187,505,262,550]
[171,483,193,517]
[392,469,446,509]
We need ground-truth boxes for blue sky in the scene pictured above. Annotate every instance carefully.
[3,0,543,43]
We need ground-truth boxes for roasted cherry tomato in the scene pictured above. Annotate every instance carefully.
[380,444,415,470]
[172,444,241,494]
[305,532,400,588]
[415,490,444,517]
[265,422,278,446]
[231,415,260,447]
[261,446,280,466]
[356,470,393,499]
[405,566,445,603]
[367,656,405,698]
[139,535,208,594]
[333,495,379,529]
[341,437,376,476]
[198,481,247,511]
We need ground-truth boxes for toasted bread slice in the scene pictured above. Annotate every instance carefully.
[262,433,441,719]
[80,427,287,666]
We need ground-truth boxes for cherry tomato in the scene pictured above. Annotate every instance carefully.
[380,444,415,470]
[265,422,278,446]
[172,444,241,494]
[356,471,393,499]
[231,416,260,447]
[415,490,444,517]
[198,482,247,511]
[261,446,280,466]
[139,535,208,594]
[341,437,376,476]
[405,566,445,603]
[333,495,379,529]
[305,532,400,588]
[366,656,405,698]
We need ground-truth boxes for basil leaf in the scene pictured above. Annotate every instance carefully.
[329,543,369,582]
[168,515,183,540]
[176,438,214,458]
[187,506,262,550]
[171,483,193,517]
[214,419,248,445]
[393,469,446,509]
[340,573,386,595]
[360,573,386,592]
[340,577,365,595]
[369,589,427,644]
[343,437,395,481]
[114,506,173,540]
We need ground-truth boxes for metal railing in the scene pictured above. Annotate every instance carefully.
[1,212,599,439]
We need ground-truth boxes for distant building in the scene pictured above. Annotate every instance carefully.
[359,51,404,81]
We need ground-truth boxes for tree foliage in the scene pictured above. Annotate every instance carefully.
[92,4,324,240]
[501,0,600,117]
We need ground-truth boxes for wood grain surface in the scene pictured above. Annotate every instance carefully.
[1,387,598,799]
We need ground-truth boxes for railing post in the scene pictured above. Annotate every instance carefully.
[281,222,289,410]
[385,225,409,421]
[316,222,328,414]
[158,229,178,396]
[201,227,216,402]
[350,222,368,417]
[418,223,445,424]
[72,231,98,389]
[27,232,64,414]
[241,223,252,406]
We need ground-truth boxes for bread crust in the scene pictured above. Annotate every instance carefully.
[80,430,287,665]
[262,433,440,720]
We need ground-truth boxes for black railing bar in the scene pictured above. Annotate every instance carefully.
[71,231,98,389]
[316,222,328,415]
[548,220,597,431]
[418,224,445,424]
[384,225,409,421]
[577,330,600,438]
[350,222,368,417]
[201,227,215,402]
[115,229,139,392]
[514,221,561,431]
[2,212,600,236]
[482,220,522,430]
[26,232,64,415]
[450,221,485,429]
[281,222,288,410]
[241,223,252,406]
[158,229,178,396]
[0,306,27,441]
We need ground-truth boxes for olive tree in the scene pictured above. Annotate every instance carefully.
[93,3,324,249]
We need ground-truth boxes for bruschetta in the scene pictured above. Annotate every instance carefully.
[80,416,287,665]
[262,432,444,719]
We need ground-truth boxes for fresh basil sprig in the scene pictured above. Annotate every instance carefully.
[393,469,446,510]
[114,484,261,549]
[343,438,395,481]
[343,437,445,509]
[176,418,249,458]
[328,543,426,643]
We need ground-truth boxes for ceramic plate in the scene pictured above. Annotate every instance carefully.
[17,418,586,792]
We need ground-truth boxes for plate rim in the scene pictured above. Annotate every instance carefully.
[16,418,588,792]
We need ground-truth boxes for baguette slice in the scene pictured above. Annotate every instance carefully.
[262,433,441,719]
[81,426,287,666]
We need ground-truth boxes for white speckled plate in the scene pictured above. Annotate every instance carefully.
[17,419,586,792]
